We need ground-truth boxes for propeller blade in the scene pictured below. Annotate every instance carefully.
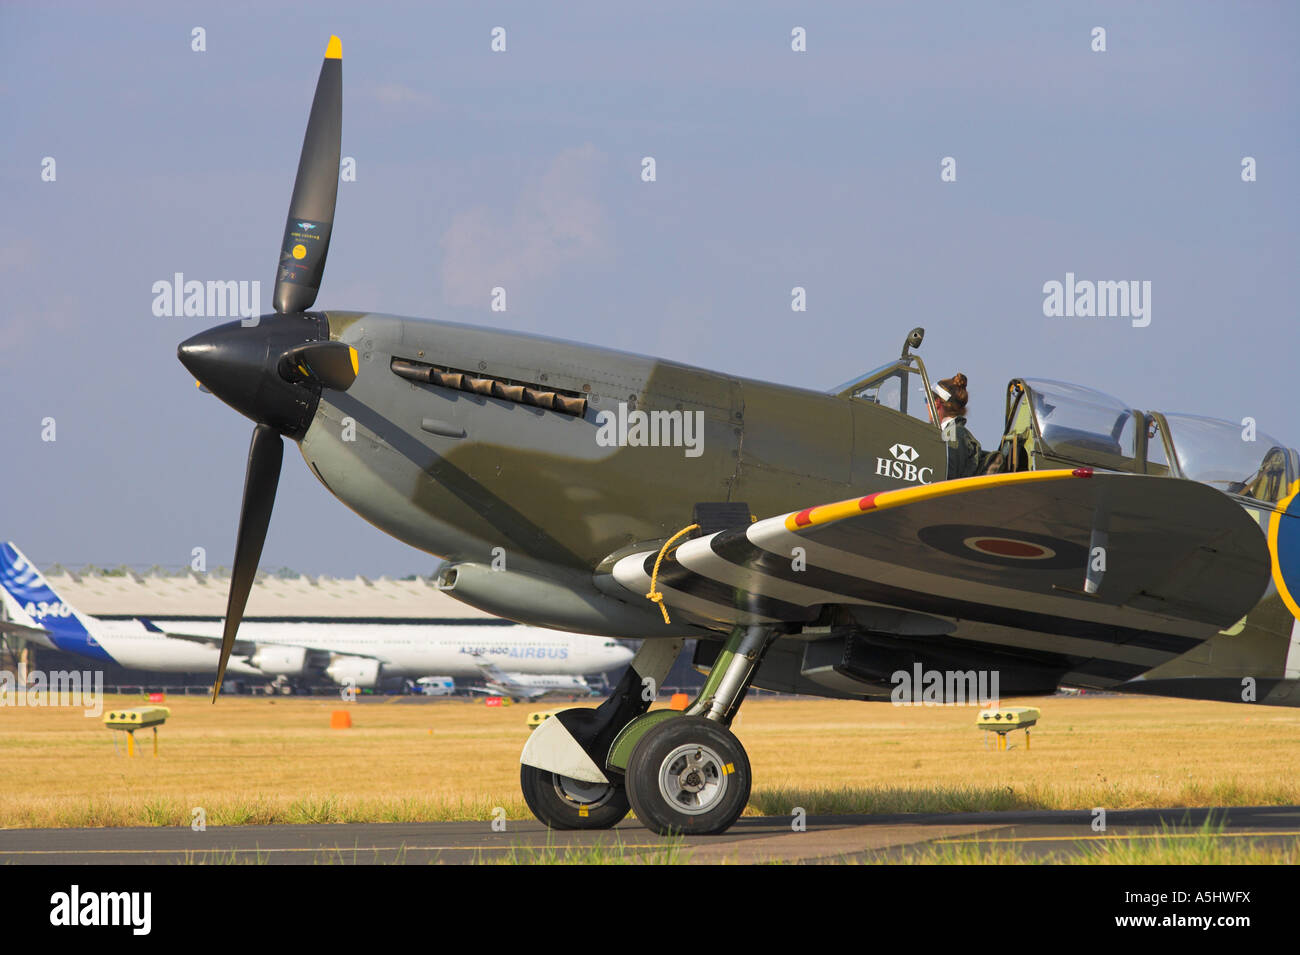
[213,424,284,700]
[278,341,359,391]
[273,35,342,315]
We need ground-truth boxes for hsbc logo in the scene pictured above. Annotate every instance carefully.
[876,443,934,484]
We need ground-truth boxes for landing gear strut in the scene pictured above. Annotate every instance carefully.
[518,621,777,836]
[621,621,774,834]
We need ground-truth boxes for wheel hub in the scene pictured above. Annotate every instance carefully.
[659,743,727,814]
[553,774,616,809]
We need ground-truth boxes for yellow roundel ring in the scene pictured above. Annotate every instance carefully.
[292,244,307,260]
[1268,480,1300,620]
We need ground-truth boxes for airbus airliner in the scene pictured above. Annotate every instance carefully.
[0,543,632,689]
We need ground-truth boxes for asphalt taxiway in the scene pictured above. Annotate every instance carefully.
[3,805,1298,864]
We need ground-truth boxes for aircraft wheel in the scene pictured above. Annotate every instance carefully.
[520,764,630,830]
[626,716,750,835]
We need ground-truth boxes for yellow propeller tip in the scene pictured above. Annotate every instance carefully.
[348,346,359,376]
[326,35,342,59]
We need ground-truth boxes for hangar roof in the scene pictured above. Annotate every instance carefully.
[41,567,496,621]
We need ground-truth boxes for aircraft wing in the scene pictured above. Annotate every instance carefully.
[612,469,1273,683]
[142,619,258,657]
[142,618,382,661]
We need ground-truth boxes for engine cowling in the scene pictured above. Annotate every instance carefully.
[248,645,310,676]
[326,656,382,689]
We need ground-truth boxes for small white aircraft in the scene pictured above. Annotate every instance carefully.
[468,654,597,702]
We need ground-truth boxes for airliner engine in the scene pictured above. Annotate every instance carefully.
[326,656,382,688]
[248,645,311,675]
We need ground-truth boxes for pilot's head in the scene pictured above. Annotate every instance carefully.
[932,373,969,421]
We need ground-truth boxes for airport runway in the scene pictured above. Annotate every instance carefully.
[3,805,1299,864]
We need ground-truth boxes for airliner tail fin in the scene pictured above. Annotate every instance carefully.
[0,543,111,660]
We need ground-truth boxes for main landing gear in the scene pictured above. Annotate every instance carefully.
[519,622,776,835]
[624,715,751,835]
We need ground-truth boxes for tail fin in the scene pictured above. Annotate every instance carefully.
[470,654,510,683]
[0,543,112,660]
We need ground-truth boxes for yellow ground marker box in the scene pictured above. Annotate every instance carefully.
[977,706,1040,750]
[527,709,562,731]
[102,706,170,730]
[103,706,170,756]
[977,707,1039,730]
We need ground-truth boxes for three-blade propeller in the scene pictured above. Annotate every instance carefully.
[177,36,351,701]
[275,35,342,315]
[215,425,284,692]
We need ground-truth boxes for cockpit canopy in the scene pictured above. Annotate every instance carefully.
[1160,413,1292,503]
[1024,379,1137,463]
[828,328,1296,501]
[1008,378,1297,505]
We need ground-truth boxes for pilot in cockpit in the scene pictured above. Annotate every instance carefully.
[931,373,983,479]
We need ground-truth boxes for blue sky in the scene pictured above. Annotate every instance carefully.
[2,1,1297,574]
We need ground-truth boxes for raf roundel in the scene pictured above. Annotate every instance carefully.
[917,523,1087,570]
[962,536,1057,560]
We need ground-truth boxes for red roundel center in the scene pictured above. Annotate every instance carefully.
[964,537,1054,559]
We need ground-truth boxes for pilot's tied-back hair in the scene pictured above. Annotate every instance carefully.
[936,373,969,417]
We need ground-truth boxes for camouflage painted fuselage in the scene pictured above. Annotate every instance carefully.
[303,311,941,592]
[295,311,1300,706]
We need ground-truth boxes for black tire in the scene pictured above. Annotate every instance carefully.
[625,715,750,835]
[520,764,631,830]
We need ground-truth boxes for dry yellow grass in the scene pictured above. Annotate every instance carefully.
[3,693,1299,828]
[737,693,1300,816]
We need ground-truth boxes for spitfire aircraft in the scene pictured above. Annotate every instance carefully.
[178,37,1300,835]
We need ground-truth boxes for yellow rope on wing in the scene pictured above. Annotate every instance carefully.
[646,523,699,624]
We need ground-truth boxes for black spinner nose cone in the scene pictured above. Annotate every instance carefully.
[178,313,328,440]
